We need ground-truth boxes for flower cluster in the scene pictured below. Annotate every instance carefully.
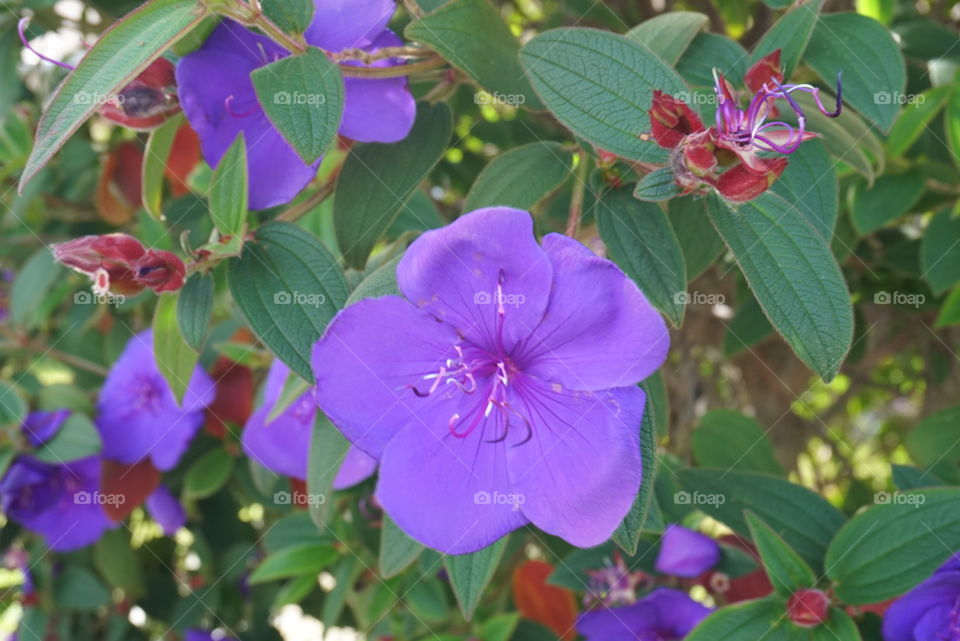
[649,50,841,202]
[52,234,186,295]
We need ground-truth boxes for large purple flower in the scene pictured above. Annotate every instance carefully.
[655,524,721,578]
[242,359,377,488]
[577,588,712,641]
[883,553,960,641]
[96,330,214,471]
[176,0,416,209]
[311,207,669,553]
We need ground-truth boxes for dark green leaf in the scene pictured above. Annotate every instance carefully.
[633,168,679,202]
[307,415,350,527]
[261,0,314,34]
[612,393,658,554]
[464,142,573,212]
[444,536,508,620]
[54,566,111,610]
[667,195,725,281]
[626,12,708,65]
[153,292,200,404]
[685,597,783,641]
[905,406,960,469]
[248,543,339,584]
[177,274,214,352]
[33,413,101,463]
[745,511,816,597]
[209,132,248,238]
[692,410,783,476]
[380,515,424,578]
[750,0,819,77]
[921,207,960,294]
[11,249,61,327]
[94,530,145,597]
[771,139,837,238]
[677,33,748,88]
[184,448,234,499]
[851,171,924,235]
[346,255,402,305]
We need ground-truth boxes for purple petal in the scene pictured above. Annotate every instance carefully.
[396,207,552,353]
[516,233,669,391]
[654,524,721,578]
[339,31,416,143]
[333,447,378,489]
[643,588,713,637]
[506,383,645,548]
[882,574,960,641]
[242,361,316,480]
[146,485,186,536]
[96,331,214,471]
[312,296,460,459]
[304,0,397,51]
[23,409,70,447]
[577,588,711,641]
[912,604,954,641]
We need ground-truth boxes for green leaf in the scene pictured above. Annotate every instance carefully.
[209,132,248,238]
[612,391,658,554]
[248,543,339,584]
[19,0,207,190]
[667,195,725,281]
[921,207,960,294]
[94,530,145,598]
[677,468,846,571]
[444,536,508,620]
[0,381,26,430]
[53,566,111,611]
[850,171,924,235]
[886,86,952,157]
[307,414,350,527]
[405,0,542,110]
[176,273,214,352]
[464,142,573,212]
[905,406,960,469]
[334,102,452,269]
[945,87,960,172]
[596,190,686,326]
[346,254,402,305]
[380,515,424,578]
[826,488,960,604]
[321,556,363,627]
[142,113,184,220]
[724,294,774,357]
[633,168,679,202]
[745,511,816,597]
[804,13,905,133]
[520,28,687,163]
[479,613,521,641]
[676,33,748,88]
[153,292,200,404]
[936,285,960,327]
[816,608,863,641]
[705,192,853,381]
[11,248,61,328]
[33,413,102,463]
[251,46,344,164]
[692,410,784,476]
[228,222,348,382]
[260,0,314,34]
[685,597,783,641]
[750,0,820,77]
[892,463,943,490]
[770,139,837,238]
[184,448,234,499]
[625,12,709,65]
[791,94,877,182]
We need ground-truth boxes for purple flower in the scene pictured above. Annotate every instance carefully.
[883,553,960,641]
[577,588,712,641]
[0,455,113,551]
[146,484,186,536]
[185,630,237,641]
[242,360,376,487]
[655,524,721,578]
[22,409,70,447]
[175,0,416,209]
[311,207,669,553]
[96,330,214,471]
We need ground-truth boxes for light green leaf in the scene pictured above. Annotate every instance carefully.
[444,536,508,620]
[209,132,248,238]
[33,413,102,463]
[260,0,314,34]
[142,113,184,219]
[176,273,214,352]
[248,543,339,584]
[464,142,573,212]
[380,515,424,578]
[11,248,61,328]
[153,292,200,404]
[745,511,817,597]
[886,86,952,157]
[626,12,708,65]
[905,406,960,469]
[184,448,234,499]
[750,0,820,77]
[94,530,145,597]
[307,415,350,527]
[677,33,748,88]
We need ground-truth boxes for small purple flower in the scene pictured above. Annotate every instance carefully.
[146,484,186,536]
[175,0,416,209]
[22,409,70,447]
[185,630,238,641]
[311,207,669,553]
[883,553,960,641]
[96,330,214,471]
[654,524,721,578]
[577,588,712,641]
[242,360,376,487]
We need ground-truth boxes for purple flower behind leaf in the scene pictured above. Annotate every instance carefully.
[311,207,670,553]
[655,524,721,578]
[23,409,70,447]
[883,553,960,641]
[96,330,214,471]
[175,0,416,209]
[577,588,712,641]
[146,485,186,536]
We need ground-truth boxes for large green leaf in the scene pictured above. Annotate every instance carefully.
[850,171,924,235]
[520,28,687,163]
[750,0,820,77]
[827,488,960,604]
[692,410,784,476]
[625,12,708,65]
[905,406,960,469]
[334,102,452,269]
[228,222,348,382]
[770,139,837,238]
[444,537,508,620]
[678,468,846,571]
[705,192,853,381]
[19,0,206,190]
[804,13,905,133]
[464,142,573,212]
[405,0,541,109]
[667,196,725,281]
[252,47,344,165]
[595,190,686,326]
[745,511,816,598]
[153,292,199,405]
[921,207,960,294]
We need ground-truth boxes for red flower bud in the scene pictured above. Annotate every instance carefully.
[52,234,186,295]
[787,589,830,627]
[98,57,180,130]
[745,50,785,94]
[680,130,718,177]
[649,90,705,149]
[717,158,788,202]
